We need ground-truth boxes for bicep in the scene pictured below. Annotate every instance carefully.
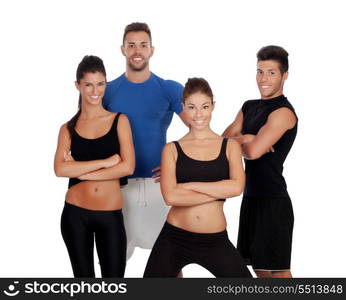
[223,110,243,137]
[54,125,71,168]
[252,108,297,150]
[227,140,245,182]
[117,114,135,163]
[160,144,178,195]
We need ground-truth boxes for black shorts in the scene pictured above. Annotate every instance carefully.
[144,222,252,278]
[237,195,294,271]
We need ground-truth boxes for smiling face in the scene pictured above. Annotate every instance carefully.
[256,60,288,99]
[75,71,106,106]
[121,31,154,72]
[184,92,214,129]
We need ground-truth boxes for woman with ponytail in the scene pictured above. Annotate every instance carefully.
[54,55,135,277]
[144,78,251,278]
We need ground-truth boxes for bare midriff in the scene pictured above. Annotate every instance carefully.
[65,180,122,210]
[167,201,227,233]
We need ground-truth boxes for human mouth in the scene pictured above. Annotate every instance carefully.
[194,120,204,125]
[132,57,143,62]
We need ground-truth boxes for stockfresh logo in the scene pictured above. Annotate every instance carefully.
[3,281,20,297]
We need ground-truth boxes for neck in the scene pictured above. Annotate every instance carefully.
[261,92,284,100]
[125,67,151,83]
[187,126,216,140]
[80,103,105,120]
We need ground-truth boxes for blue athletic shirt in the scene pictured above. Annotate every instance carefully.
[103,73,183,178]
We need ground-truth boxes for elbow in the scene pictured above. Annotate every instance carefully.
[244,147,261,160]
[125,162,135,176]
[162,191,176,206]
[233,185,244,197]
[54,166,64,177]
[225,181,244,198]
[164,195,174,206]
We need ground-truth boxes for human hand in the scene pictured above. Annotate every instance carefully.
[152,166,161,183]
[267,146,275,153]
[104,154,121,168]
[64,151,74,162]
[241,134,256,144]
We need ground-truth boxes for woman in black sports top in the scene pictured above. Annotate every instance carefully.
[54,55,135,277]
[144,78,251,277]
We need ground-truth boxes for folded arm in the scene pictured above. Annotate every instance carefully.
[54,124,116,178]
[78,114,135,180]
[241,107,297,160]
[160,143,218,207]
[179,139,245,199]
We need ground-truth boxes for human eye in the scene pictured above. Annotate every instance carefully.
[203,105,209,109]
[187,105,195,110]
[256,69,263,75]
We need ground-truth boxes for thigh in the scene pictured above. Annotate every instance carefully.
[121,179,140,247]
[237,196,257,264]
[60,203,95,277]
[253,196,294,270]
[94,211,127,278]
[202,237,252,278]
[139,179,169,249]
[143,229,183,277]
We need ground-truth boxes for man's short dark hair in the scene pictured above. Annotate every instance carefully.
[123,22,152,44]
[257,45,289,74]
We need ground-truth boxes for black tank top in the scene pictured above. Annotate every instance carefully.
[173,138,229,201]
[241,95,298,197]
[68,113,127,188]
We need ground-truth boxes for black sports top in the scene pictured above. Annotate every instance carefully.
[173,138,229,201]
[68,113,127,188]
[241,95,298,197]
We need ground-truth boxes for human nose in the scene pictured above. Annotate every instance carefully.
[260,73,268,82]
[195,108,202,117]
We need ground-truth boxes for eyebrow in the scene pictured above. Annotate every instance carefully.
[187,102,211,106]
[126,41,149,45]
[257,68,277,71]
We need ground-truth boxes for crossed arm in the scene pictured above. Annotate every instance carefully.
[222,107,297,160]
[160,139,244,207]
[54,114,135,180]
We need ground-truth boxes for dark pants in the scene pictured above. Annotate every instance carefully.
[144,222,252,278]
[61,202,127,277]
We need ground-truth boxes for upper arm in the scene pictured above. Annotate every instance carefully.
[54,124,71,172]
[165,80,183,115]
[117,114,135,167]
[245,107,297,159]
[222,109,243,137]
[160,143,178,198]
[226,139,245,185]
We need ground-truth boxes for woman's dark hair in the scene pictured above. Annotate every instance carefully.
[257,45,289,74]
[182,77,214,104]
[67,55,106,136]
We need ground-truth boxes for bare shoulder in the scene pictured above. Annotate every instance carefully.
[226,138,242,152]
[268,107,297,128]
[163,142,178,159]
[163,142,177,153]
[59,123,70,136]
[117,113,130,127]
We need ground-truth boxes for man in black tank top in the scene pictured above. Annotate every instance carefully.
[223,46,298,278]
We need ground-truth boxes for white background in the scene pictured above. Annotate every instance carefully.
[1,0,345,277]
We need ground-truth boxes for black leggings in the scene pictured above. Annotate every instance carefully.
[144,222,252,278]
[61,202,127,278]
